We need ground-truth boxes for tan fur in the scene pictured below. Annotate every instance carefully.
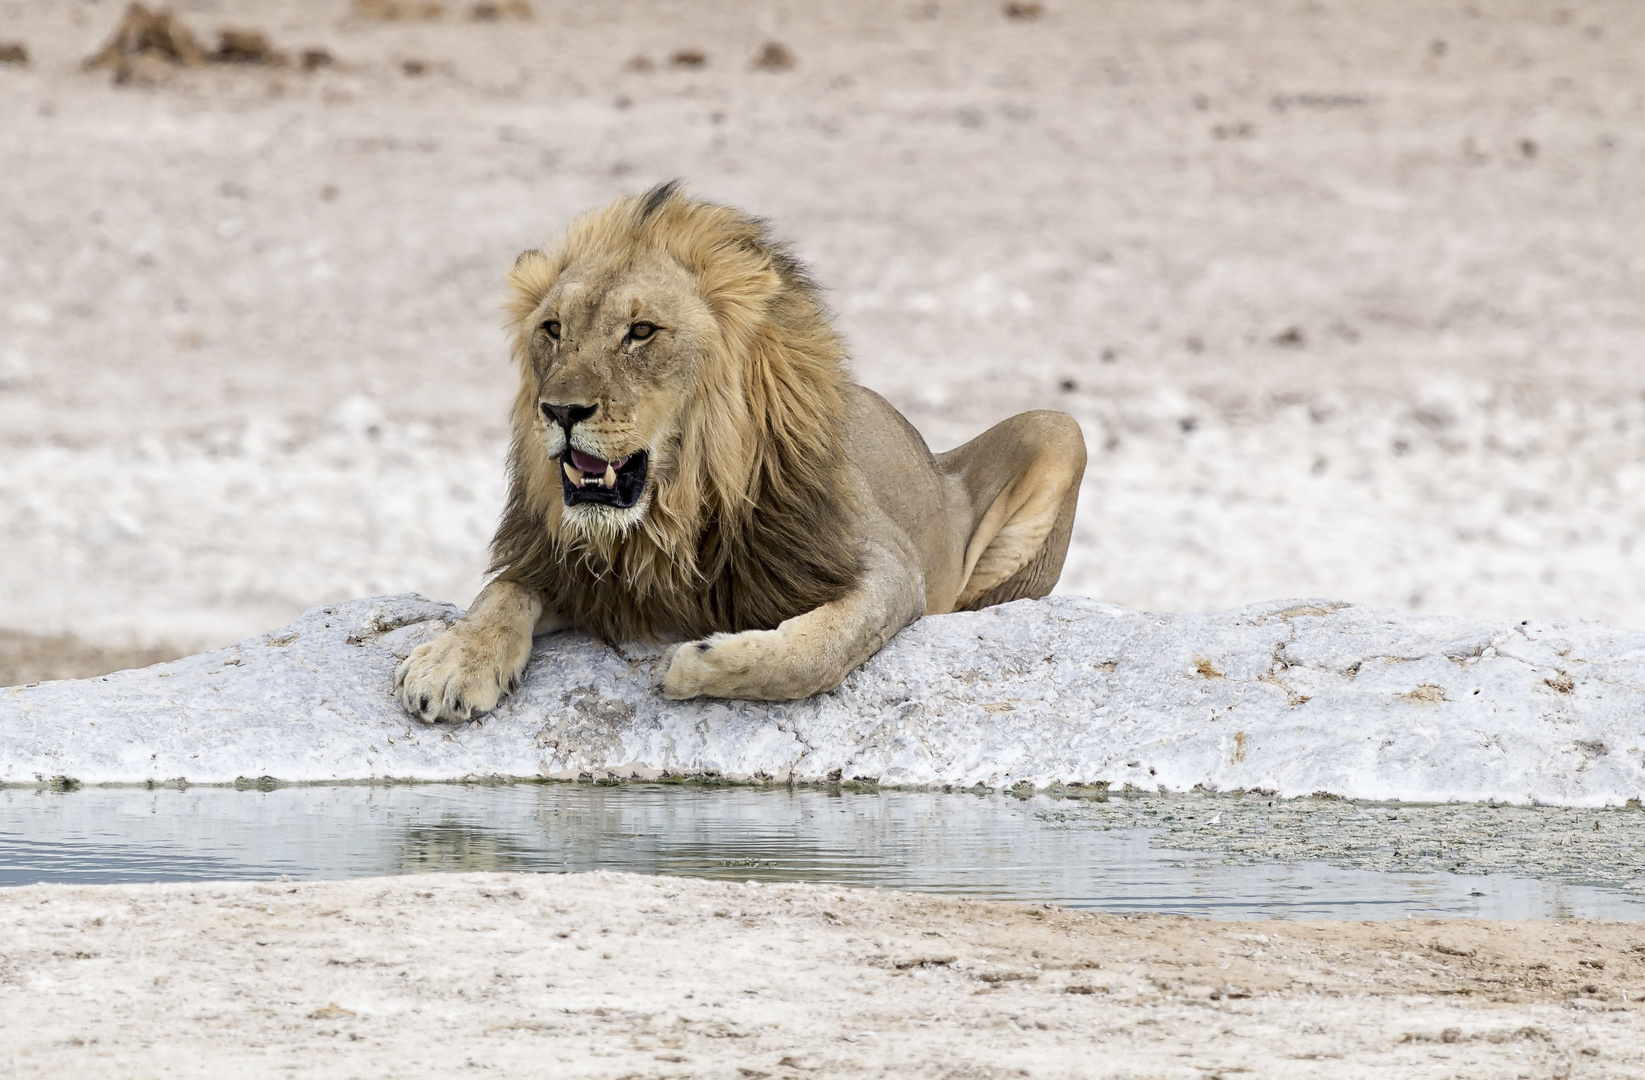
[396,185,1087,718]
[491,184,861,643]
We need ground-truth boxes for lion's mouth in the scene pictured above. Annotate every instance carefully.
[560,447,649,509]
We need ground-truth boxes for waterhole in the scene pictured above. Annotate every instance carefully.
[2,783,1640,920]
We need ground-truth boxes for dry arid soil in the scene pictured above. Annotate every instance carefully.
[1,0,1644,665]
[2,871,1643,1079]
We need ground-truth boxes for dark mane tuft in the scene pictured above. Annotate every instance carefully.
[634,179,684,226]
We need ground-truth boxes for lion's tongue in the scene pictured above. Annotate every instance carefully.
[569,448,628,474]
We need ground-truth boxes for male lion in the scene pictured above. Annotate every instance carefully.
[396,183,1086,720]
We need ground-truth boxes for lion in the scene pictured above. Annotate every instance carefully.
[395,183,1086,720]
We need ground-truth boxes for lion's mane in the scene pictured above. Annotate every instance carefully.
[488,184,863,644]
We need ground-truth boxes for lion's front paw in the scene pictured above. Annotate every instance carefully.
[659,629,791,701]
[394,623,532,722]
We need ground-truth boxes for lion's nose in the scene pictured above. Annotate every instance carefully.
[542,402,597,428]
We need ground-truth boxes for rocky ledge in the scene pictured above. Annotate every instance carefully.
[2,594,1641,806]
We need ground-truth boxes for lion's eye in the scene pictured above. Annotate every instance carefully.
[541,319,561,340]
[628,322,656,341]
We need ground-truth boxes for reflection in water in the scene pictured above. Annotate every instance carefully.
[397,816,540,874]
[1,782,1642,921]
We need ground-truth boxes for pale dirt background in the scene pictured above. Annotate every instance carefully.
[2,871,1643,1078]
[2,0,1644,672]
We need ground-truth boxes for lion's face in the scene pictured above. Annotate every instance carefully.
[522,251,720,541]
[493,186,856,632]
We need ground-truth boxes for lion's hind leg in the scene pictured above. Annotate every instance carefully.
[937,410,1086,612]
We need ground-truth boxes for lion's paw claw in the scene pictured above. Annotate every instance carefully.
[394,626,531,723]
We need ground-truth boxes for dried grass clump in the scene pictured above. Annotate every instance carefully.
[752,41,795,71]
[210,28,285,65]
[84,4,336,84]
[470,1,531,20]
[353,0,445,20]
[85,3,208,77]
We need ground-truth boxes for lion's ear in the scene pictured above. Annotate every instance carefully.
[505,248,557,325]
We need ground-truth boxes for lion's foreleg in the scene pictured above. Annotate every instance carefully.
[395,579,562,722]
[659,541,925,702]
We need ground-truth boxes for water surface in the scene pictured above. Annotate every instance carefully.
[2,783,1640,920]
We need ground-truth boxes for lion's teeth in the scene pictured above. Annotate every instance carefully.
[603,463,617,488]
[563,461,579,486]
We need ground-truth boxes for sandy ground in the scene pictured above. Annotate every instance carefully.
[0,628,174,687]
[1,0,1644,672]
[0,871,1640,1078]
